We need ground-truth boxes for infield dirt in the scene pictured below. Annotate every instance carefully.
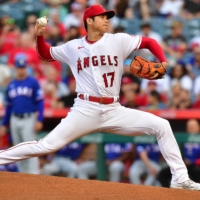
[0,172,200,200]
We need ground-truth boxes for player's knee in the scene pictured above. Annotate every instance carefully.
[109,161,123,173]
[156,119,171,136]
[129,167,139,177]
[39,139,64,154]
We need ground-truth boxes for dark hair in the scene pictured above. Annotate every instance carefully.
[170,61,188,79]
[84,17,95,31]
[150,90,161,102]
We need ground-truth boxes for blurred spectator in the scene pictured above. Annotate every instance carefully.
[40,64,69,99]
[120,74,142,107]
[122,89,138,109]
[64,25,81,42]
[115,0,129,19]
[0,63,12,88]
[159,0,183,17]
[140,76,170,98]
[63,2,83,30]
[192,75,200,108]
[60,76,77,107]
[0,16,20,56]
[169,84,192,109]
[146,90,167,110]
[182,0,200,19]
[169,61,193,92]
[169,82,182,109]
[137,20,163,44]
[157,119,200,187]
[40,0,68,23]
[7,33,41,76]
[132,0,159,19]
[188,36,200,51]
[129,143,161,186]
[186,119,200,134]
[41,142,85,177]
[24,14,37,31]
[46,24,64,46]
[187,49,200,79]
[0,63,12,107]
[114,25,125,33]
[50,11,66,37]
[0,54,44,174]
[193,75,200,107]
[43,81,64,109]
[178,89,191,109]
[136,20,163,60]
[162,21,187,61]
[77,143,133,182]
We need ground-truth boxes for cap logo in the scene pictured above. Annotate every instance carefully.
[19,59,25,65]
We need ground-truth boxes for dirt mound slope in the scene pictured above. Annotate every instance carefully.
[0,172,200,200]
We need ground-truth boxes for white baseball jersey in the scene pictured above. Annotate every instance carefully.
[50,33,142,97]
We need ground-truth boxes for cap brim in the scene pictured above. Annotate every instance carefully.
[16,66,26,68]
[96,10,115,19]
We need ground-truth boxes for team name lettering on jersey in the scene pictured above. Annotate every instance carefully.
[8,87,33,98]
[77,55,118,73]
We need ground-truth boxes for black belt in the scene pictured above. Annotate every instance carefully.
[13,113,33,118]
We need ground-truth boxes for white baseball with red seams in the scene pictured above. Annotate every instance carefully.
[0,4,194,188]
[37,17,47,26]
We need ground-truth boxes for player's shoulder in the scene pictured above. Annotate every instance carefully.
[105,33,139,40]
[26,76,40,85]
[26,76,36,81]
[7,79,16,88]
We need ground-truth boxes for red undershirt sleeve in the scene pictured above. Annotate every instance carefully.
[36,35,55,61]
[139,36,167,62]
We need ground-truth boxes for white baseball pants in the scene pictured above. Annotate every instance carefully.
[0,98,188,184]
[10,114,39,174]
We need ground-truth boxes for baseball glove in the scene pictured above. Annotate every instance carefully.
[129,56,166,79]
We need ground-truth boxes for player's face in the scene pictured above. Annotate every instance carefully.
[16,67,27,79]
[91,14,109,33]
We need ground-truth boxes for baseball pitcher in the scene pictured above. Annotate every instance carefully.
[0,4,199,190]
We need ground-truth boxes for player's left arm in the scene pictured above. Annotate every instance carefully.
[139,37,168,70]
[139,37,166,61]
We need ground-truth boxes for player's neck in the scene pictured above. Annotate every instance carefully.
[16,74,27,80]
[87,31,104,42]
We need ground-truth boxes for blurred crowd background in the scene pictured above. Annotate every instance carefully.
[1,0,200,187]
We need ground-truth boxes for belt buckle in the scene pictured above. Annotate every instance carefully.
[100,97,103,104]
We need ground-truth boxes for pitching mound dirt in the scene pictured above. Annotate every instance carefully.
[0,172,200,200]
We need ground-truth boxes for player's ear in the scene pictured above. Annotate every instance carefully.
[86,18,94,26]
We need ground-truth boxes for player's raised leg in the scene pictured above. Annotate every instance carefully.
[0,99,100,166]
[102,105,200,190]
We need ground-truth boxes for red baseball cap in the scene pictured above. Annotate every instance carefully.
[83,4,115,22]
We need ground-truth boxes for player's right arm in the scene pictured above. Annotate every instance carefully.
[35,19,71,64]
[35,21,55,62]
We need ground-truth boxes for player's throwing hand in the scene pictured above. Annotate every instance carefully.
[35,16,48,36]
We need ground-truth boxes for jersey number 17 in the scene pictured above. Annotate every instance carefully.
[102,72,115,88]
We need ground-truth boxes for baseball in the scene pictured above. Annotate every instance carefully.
[37,17,48,26]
